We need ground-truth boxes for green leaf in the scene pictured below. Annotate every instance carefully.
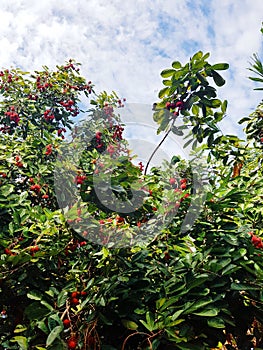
[207,133,214,147]
[193,309,219,317]
[46,325,63,347]
[207,317,225,328]
[37,321,49,334]
[172,126,184,136]
[140,311,155,332]
[14,325,28,333]
[1,184,15,197]
[158,86,170,99]
[160,68,176,78]
[41,300,54,311]
[121,319,138,330]
[156,298,166,310]
[172,61,182,69]
[231,282,260,291]
[184,298,214,314]
[27,290,42,301]
[25,302,50,321]
[211,70,226,87]
[11,336,28,350]
[192,104,199,115]
[211,63,229,70]
[57,290,68,308]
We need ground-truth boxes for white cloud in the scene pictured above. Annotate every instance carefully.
[0,0,262,143]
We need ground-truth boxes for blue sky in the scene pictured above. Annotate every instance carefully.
[0,0,262,143]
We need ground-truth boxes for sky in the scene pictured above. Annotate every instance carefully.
[0,0,262,152]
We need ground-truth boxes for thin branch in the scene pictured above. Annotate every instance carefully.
[144,118,176,175]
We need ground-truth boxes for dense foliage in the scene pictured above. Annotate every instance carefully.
[0,27,263,350]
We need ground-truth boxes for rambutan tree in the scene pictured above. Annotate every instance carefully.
[0,25,263,350]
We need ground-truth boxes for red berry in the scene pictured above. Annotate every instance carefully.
[180,183,187,190]
[4,248,12,255]
[63,319,71,327]
[169,178,176,185]
[71,298,79,305]
[180,178,187,184]
[30,246,39,254]
[164,251,170,260]
[80,291,87,296]
[71,291,79,298]
[251,235,261,244]
[165,102,171,109]
[175,101,183,108]
[67,338,77,349]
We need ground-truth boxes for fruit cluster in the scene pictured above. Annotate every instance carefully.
[165,100,184,117]
[70,290,87,306]
[249,231,263,249]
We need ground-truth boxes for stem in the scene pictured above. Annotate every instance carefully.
[144,118,176,175]
[121,331,152,350]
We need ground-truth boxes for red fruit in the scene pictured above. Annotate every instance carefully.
[95,131,102,139]
[80,291,87,296]
[251,235,261,245]
[180,178,187,184]
[17,162,24,168]
[169,178,176,185]
[165,102,171,109]
[180,183,187,190]
[116,216,124,224]
[164,251,170,260]
[42,194,49,199]
[71,298,79,305]
[169,102,176,109]
[71,291,79,298]
[30,184,41,193]
[30,246,40,254]
[67,338,77,349]
[80,241,86,247]
[4,248,12,255]
[175,101,183,108]
[180,193,190,201]
[63,319,71,327]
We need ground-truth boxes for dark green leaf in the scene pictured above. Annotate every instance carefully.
[211,70,226,87]
[211,63,229,71]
